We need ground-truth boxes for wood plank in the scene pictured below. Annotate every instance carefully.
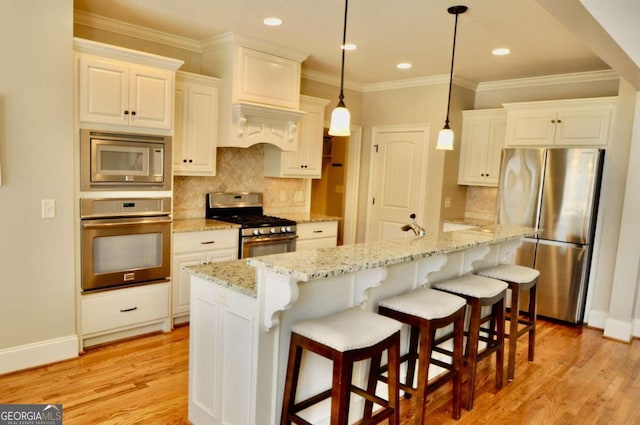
[1,320,639,424]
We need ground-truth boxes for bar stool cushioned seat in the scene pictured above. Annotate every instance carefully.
[369,288,466,425]
[432,274,508,410]
[475,264,539,381]
[281,308,402,425]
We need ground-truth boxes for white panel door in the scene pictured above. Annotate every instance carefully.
[367,127,428,242]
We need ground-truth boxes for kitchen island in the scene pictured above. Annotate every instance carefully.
[186,225,535,425]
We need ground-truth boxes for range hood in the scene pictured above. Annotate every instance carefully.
[202,33,309,151]
[233,102,305,151]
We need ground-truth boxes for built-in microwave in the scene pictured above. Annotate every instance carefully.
[80,129,171,191]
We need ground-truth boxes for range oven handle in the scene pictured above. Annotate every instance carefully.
[81,216,171,229]
[243,234,298,244]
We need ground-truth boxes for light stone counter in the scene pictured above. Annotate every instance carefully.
[247,224,534,282]
[187,224,535,425]
[186,260,256,297]
[279,212,341,223]
[172,218,240,233]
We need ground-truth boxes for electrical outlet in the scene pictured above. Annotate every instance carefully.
[42,199,56,218]
[444,196,452,209]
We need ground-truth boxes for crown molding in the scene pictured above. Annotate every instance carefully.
[476,69,619,91]
[74,10,202,53]
[202,32,309,63]
[301,69,363,92]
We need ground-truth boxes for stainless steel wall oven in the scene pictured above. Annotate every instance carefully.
[80,197,171,292]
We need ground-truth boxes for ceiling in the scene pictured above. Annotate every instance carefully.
[73,0,611,87]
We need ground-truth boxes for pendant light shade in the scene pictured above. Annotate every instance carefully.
[328,0,351,136]
[436,5,467,151]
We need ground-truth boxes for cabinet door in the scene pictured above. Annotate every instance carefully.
[129,65,174,129]
[236,47,300,109]
[458,118,491,185]
[458,110,505,187]
[282,102,324,177]
[174,80,218,176]
[505,110,556,146]
[484,118,506,185]
[79,56,129,125]
[555,108,612,146]
[172,251,207,318]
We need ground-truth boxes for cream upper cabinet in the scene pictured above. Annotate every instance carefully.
[235,47,301,109]
[173,72,220,176]
[75,38,183,132]
[264,95,330,178]
[201,33,309,150]
[504,97,616,147]
[458,109,506,187]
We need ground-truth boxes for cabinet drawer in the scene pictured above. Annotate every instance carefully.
[297,221,338,240]
[82,283,169,335]
[174,229,238,253]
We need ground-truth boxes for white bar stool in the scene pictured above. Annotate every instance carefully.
[475,264,539,381]
[368,288,466,425]
[432,274,508,410]
[280,308,402,425]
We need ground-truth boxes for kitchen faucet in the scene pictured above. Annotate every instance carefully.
[401,213,426,237]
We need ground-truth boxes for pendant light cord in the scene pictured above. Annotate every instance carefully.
[444,10,461,127]
[338,0,348,106]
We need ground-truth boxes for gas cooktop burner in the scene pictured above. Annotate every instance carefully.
[205,192,296,228]
[214,214,295,228]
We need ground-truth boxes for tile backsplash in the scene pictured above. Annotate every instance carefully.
[465,186,498,221]
[173,145,309,219]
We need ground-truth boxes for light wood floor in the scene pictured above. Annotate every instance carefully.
[1,320,639,424]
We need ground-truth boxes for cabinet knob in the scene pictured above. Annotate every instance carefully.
[189,159,193,163]
[556,119,562,123]
[123,110,129,115]
[183,159,187,163]
[131,111,136,116]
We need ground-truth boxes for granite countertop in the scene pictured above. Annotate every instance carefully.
[172,218,240,233]
[444,217,494,227]
[278,213,341,223]
[186,259,257,297]
[173,214,338,233]
[247,225,536,282]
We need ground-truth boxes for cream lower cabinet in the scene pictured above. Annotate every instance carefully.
[173,72,220,176]
[189,277,258,425]
[296,221,338,251]
[264,95,330,178]
[81,282,171,348]
[458,109,506,187]
[172,229,238,324]
[504,97,616,147]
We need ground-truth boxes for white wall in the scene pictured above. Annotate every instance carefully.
[0,1,78,372]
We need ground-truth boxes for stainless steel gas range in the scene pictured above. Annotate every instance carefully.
[205,192,296,259]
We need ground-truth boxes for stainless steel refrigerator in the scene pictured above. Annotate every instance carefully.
[496,148,604,323]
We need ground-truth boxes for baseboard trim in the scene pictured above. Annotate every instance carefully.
[603,317,632,342]
[586,310,608,329]
[633,318,640,339]
[0,335,79,375]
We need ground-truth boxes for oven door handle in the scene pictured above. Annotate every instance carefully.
[81,216,171,229]
[244,234,298,244]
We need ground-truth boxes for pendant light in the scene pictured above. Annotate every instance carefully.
[328,0,351,136]
[436,5,467,150]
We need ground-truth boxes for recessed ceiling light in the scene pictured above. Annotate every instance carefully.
[492,47,511,56]
[263,17,282,26]
[341,43,357,51]
[397,63,412,70]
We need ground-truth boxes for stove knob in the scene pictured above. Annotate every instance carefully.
[259,229,267,235]
[252,229,260,236]
[286,226,292,232]
[280,226,286,233]
[270,228,277,234]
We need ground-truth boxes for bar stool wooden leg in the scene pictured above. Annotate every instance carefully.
[281,334,303,425]
[528,283,537,362]
[508,283,521,381]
